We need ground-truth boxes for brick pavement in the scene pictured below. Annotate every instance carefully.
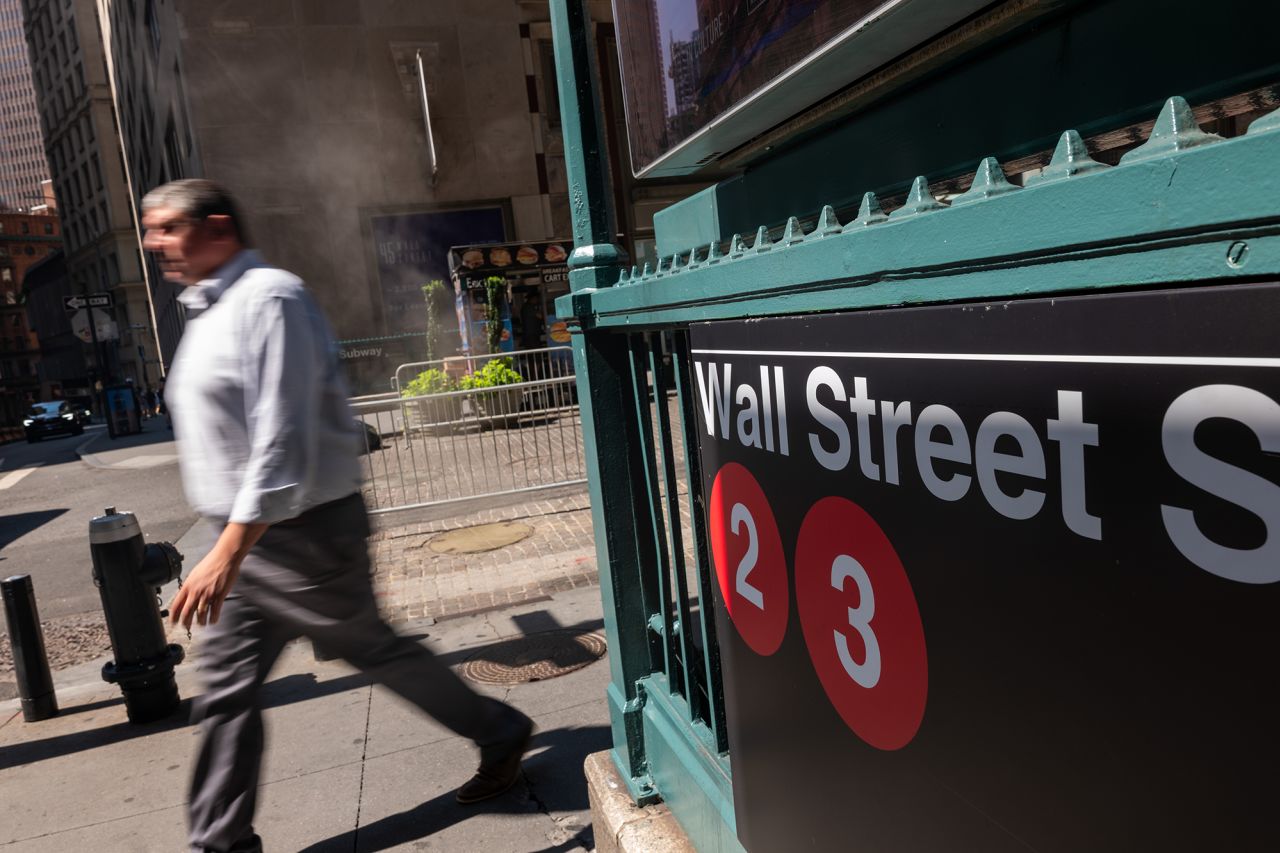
[369,489,601,624]
[361,389,705,628]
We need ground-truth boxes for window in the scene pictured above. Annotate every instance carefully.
[20,221,27,234]
[43,222,52,234]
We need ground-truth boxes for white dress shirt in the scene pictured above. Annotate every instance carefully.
[167,249,363,525]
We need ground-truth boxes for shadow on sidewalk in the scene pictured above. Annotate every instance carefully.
[0,614,606,770]
[297,724,610,853]
[0,697,194,771]
[0,508,69,550]
[258,614,606,712]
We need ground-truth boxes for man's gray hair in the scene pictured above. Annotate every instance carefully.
[141,179,249,244]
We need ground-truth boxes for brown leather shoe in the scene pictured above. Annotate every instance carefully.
[456,713,534,804]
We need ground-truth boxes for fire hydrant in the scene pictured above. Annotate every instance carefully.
[90,507,186,723]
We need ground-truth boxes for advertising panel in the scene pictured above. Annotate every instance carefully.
[369,208,505,334]
[690,284,1280,851]
[448,239,571,281]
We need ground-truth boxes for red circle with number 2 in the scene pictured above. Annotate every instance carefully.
[709,463,789,656]
[796,497,928,750]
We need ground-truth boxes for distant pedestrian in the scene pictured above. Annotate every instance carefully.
[143,179,533,853]
[143,386,158,418]
[128,379,143,428]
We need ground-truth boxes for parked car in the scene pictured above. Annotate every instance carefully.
[23,401,85,442]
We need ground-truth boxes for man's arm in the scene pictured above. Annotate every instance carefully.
[170,522,268,629]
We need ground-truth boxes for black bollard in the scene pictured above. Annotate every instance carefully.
[1,574,58,721]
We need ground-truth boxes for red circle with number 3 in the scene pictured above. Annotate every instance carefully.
[796,497,928,750]
[709,463,789,656]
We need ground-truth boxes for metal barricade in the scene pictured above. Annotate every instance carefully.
[391,346,575,394]
[353,346,585,515]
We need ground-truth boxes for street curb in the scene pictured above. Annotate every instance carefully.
[74,426,178,471]
[586,750,695,853]
[73,429,109,469]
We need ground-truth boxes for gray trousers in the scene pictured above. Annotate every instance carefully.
[187,494,516,853]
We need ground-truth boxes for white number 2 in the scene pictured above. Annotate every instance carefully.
[731,503,765,609]
[832,555,881,689]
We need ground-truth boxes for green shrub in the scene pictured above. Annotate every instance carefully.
[459,357,523,389]
[401,368,455,398]
[421,279,446,360]
[484,276,505,354]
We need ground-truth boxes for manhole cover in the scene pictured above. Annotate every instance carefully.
[428,521,534,555]
[460,630,607,685]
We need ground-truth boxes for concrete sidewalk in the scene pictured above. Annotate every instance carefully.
[0,492,612,852]
[0,585,609,852]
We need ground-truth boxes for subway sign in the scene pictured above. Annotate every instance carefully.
[690,283,1280,852]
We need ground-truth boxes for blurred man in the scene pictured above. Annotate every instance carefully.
[142,180,532,853]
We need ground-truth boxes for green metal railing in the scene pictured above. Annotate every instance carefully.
[549,2,1280,850]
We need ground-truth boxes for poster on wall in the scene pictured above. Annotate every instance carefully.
[369,207,505,335]
[690,283,1280,851]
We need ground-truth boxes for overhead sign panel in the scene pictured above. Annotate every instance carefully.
[612,0,990,177]
[691,283,1280,851]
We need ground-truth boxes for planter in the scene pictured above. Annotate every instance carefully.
[402,394,463,434]
[470,385,524,426]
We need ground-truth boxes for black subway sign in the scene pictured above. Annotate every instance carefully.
[689,283,1280,852]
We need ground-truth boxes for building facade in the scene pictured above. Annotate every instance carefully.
[0,0,51,210]
[94,1,704,393]
[0,209,58,425]
[21,0,166,391]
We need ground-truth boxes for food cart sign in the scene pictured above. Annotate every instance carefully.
[690,283,1280,851]
[613,0,991,177]
[448,239,571,280]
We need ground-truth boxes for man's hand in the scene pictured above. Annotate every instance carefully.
[169,521,268,629]
[169,549,241,629]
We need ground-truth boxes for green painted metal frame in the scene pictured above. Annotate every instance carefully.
[549,1,1280,850]
[579,103,1280,329]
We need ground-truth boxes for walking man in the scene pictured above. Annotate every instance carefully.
[142,179,532,853]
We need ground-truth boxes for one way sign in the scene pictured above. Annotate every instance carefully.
[62,293,114,311]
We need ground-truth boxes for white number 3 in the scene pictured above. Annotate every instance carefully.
[832,554,881,689]
[731,503,765,609]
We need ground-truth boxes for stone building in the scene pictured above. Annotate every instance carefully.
[94,0,704,392]
[0,0,51,210]
[20,0,165,389]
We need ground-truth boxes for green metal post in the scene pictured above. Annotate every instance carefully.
[547,0,626,294]
[549,0,655,802]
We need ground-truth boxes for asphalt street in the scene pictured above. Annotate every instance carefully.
[0,420,196,623]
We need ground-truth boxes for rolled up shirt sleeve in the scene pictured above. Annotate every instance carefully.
[228,293,322,525]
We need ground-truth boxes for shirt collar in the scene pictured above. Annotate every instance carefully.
[177,249,264,314]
